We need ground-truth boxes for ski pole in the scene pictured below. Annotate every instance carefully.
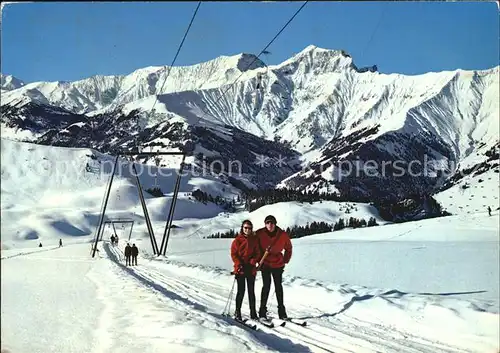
[223,275,236,316]
[226,276,236,316]
[256,233,282,270]
[256,246,271,271]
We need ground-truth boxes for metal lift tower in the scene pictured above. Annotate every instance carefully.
[91,150,187,258]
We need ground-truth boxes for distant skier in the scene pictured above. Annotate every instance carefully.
[110,235,115,245]
[124,243,132,266]
[230,220,261,320]
[39,242,42,248]
[488,206,492,216]
[59,239,63,247]
[131,244,139,266]
[256,215,292,320]
[115,235,119,246]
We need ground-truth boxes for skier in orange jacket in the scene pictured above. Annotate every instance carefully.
[231,219,261,320]
[255,215,292,320]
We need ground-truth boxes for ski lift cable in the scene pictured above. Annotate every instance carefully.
[217,1,308,99]
[149,0,202,118]
[196,0,309,124]
[359,4,386,61]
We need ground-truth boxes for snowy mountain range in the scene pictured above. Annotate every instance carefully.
[1,74,25,92]
[1,45,499,203]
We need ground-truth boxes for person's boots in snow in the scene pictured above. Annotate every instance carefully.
[278,305,288,320]
[250,308,258,320]
[234,308,242,321]
[258,306,268,320]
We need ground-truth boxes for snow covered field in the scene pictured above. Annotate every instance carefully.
[2,212,498,353]
[163,213,500,308]
[1,139,499,352]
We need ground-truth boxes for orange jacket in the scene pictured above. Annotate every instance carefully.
[231,233,261,275]
[256,227,292,269]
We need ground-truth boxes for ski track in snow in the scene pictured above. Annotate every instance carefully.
[101,242,309,353]
[105,244,339,353]
[102,242,486,353]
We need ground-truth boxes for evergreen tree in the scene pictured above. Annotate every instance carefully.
[207,215,374,240]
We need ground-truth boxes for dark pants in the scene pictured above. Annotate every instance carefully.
[260,267,284,310]
[125,255,131,266]
[132,255,137,265]
[235,272,256,314]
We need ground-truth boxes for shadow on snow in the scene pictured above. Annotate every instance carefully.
[103,242,312,353]
[298,288,489,320]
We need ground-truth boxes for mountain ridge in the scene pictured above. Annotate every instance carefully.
[1,44,498,203]
[3,46,498,93]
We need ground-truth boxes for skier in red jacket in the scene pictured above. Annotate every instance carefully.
[256,215,292,320]
[230,219,261,320]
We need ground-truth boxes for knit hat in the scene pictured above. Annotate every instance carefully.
[264,215,277,224]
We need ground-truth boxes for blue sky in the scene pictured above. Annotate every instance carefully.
[1,1,498,83]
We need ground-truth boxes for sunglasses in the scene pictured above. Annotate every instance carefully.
[265,221,275,225]
[243,226,252,229]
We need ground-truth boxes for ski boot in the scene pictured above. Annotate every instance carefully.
[258,306,268,320]
[234,308,242,321]
[278,305,288,320]
[257,306,274,327]
[250,308,258,320]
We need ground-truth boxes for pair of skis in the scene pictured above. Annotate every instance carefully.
[264,316,308,328]
[230,315,307,330]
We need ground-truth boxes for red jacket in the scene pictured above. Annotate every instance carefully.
[256,227,292,269]
[231,233,261,275]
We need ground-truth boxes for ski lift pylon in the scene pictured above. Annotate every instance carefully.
[153,150,161,188]
[155,150,161,166]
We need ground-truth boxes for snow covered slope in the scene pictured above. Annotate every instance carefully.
[161,212,499,308]
[273,60,499,200]
[2,45,498,203]
[2,212,498,353]
[1,103,301,190]
[434,142,499,214]
[0,137,377,249]
[0,138,245,249]
[161,200,386,241]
